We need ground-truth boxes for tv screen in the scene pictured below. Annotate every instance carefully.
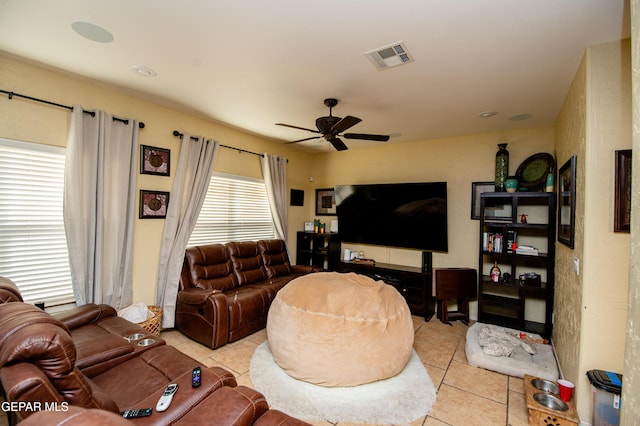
[335,182,448,252]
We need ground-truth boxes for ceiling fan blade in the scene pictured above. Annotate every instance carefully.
[276,123,320,134]
[329,137,349,151]
[331,115,361,133]
[343,133,390,142]
[285,136,321,144]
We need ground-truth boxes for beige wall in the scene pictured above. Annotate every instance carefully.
[0,53,316,305]
[624,1,640,421]
[310,127,555,319]
[3,40,637,421]
[554,39,632,422]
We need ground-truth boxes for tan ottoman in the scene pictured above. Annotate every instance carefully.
[266,272,414,387]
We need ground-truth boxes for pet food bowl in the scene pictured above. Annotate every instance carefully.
[533,393,568,411]
[531,378,560,395]
[125,333,145,341]
[137,338,155,347]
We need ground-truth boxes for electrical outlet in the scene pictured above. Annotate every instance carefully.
[573,257,580,274]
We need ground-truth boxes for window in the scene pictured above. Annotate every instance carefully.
[188,173,275,246]
[0,138,75,306]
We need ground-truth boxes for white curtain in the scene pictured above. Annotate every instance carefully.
[155,134,219,328]
[64,106,138,308]
[261,153,288,243]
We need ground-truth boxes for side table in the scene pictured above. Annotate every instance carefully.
[433,268,477,325]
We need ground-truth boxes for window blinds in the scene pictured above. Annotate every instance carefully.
[188,173,275,247]
[0,138,75,306]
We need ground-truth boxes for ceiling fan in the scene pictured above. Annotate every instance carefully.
[276,98,390,151]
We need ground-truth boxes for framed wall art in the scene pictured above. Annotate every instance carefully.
[614,149,632,233]
[558,155,577,248]
[141,145,170,176]
[315,188,336,216]
[139,190,170,219]
[471,181,494,219]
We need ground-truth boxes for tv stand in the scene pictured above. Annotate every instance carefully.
[338,261,435,321]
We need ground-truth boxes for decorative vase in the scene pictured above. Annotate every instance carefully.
[495,143,509,192]
[545,171,554,192]
[505,177,519,193]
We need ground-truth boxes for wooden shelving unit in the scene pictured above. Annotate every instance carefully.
[478,192,556,337]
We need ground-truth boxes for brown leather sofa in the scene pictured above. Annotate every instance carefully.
[0,302,309,425]
[177,239,318,349]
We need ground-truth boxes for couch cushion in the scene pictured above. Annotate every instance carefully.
[185,244,239,291]
[258,240,292,278]
[226,241,267,286]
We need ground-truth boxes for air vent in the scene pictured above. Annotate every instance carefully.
[365,41,414,71]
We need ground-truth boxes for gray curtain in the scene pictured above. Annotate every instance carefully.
[63,106,138,308]
[155,134,219,328]
[261,153,288,243]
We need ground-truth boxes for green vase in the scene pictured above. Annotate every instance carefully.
[495,143,509,192]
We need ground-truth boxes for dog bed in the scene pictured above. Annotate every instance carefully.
[465,322,559,381]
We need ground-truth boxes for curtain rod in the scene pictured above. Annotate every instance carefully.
[172,130,264,158]
[1,89,145,128]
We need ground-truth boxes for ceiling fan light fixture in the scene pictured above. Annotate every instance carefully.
[365,41,414,71]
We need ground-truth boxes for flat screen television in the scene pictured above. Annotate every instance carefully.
[334,182,448,252]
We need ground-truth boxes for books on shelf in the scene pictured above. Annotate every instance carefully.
[483,230,518,253]
[516,245,539,256]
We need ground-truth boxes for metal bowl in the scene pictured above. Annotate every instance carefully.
[531,378,559,395]
[126,333,145,341]
[137,338,156,347]
[533,392,568,412]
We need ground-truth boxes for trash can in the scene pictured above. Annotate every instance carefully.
[586,369,622,426]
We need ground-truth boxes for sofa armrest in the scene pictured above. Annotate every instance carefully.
[176,289,230,349]
[53,304,118,330]
[291,265,322,274]
[0,363,64,417]
[177,288,222,305]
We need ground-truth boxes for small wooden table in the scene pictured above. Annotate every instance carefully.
[432,268,477,325]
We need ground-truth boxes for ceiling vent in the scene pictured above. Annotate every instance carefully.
[365,41,414,71]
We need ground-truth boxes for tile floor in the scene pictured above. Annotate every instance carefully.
[161,317,531,426]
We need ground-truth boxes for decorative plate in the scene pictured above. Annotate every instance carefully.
[515,153,555,190]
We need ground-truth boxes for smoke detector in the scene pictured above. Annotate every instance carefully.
[365,41,414,71]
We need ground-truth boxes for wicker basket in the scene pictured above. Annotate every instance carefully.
[139,305,162,336]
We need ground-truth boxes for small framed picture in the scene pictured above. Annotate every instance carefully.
[141,145,170,176]
[304,221,314,232]
[315,188,336,216]
[558,155,577,248]
[471,182,494,219]
[139,190,170,219]
[614,149,631,233]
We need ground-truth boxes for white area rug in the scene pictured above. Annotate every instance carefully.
[250,341,437,424]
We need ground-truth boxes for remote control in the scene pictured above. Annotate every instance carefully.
[121,408,152,419]
[155,383,178,412]
[192,366,201,388]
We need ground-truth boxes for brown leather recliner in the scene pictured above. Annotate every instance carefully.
[0,276,24,303]
[176,239,318,349]
[0,302,237,424]
[0,276,165,377]
[53,303,165,377]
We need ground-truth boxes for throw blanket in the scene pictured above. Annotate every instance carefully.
[478,325,535,357]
